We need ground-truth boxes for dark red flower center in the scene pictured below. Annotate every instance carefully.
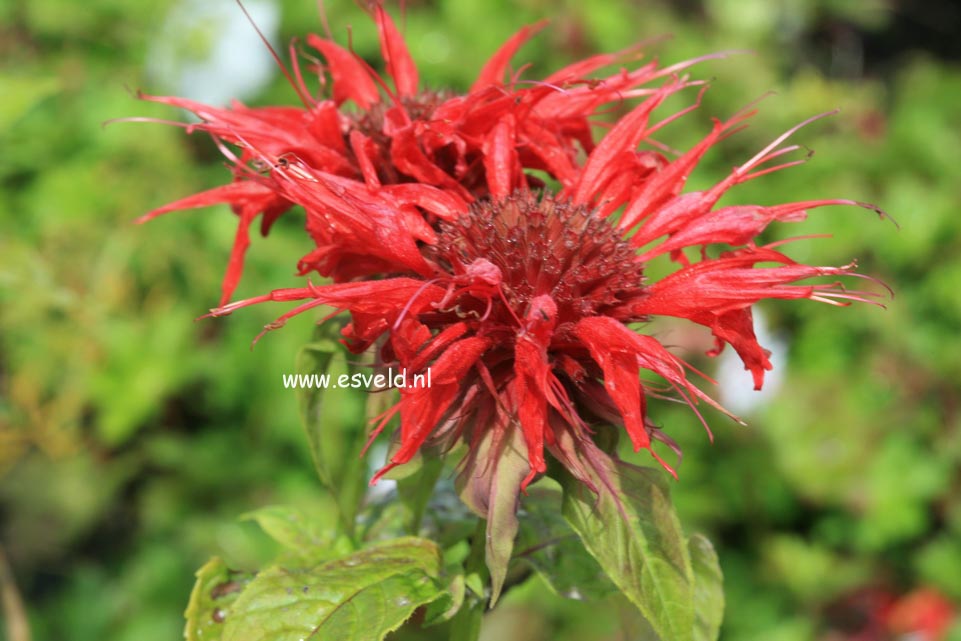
[350,89,453,136]
[347,89,469,186]
[427,191,648,336]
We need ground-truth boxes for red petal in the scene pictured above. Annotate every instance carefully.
[574,317,650,450]
[406,322,471,373]
[618,111,753,232]
[471,21,548,91]
[543,43,646,84]
[348,130,381,187]
[137,181,279,223]
[378,183,469,221]
[374,336,492,479]
[305,100,347,153]
[632,247,868,388]
[636,199,871,260]
[513,339,551,487]
[511,295,562,487]
[632,247,856,316]
[568,79,686,205]
[704,308,771,390]
[516,118,580,187]
[389,318,433,363]
[211,277,447,330]
[482,116,518,200]
[389,128,472,200]
[139,181,292,304]
[274,166,435,276]
[575,316,732,448]
[374,6,419,97]
[306,34,380,109]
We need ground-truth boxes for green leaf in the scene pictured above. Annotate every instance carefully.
[456,424,530,605]
[397,455,445,535]
[295,325,370,538]
[558,449,694,641]
[295,335,341,490]
[689,534,724,641]
[221,537,446,641]
[515,488,616,600]
[241,505,354,565]
[421,572,465,626]
[241,505,328,552]
[184,557,253,641]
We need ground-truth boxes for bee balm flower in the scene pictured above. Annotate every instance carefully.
[136,6,729,304]
[208,81,888,492]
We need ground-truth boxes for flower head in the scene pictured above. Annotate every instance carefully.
[136,6,728,304]
[208,76,888,494]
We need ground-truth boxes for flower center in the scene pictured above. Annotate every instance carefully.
[348,90,457,185]
[429,192,648,329]
[350,90,452,140]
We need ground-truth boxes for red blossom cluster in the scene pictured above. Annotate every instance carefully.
[141,6,886,498]
[826,587,956,641]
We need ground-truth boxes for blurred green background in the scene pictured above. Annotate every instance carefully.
[2,0,960,639]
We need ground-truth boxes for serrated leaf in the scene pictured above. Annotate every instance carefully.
[184,557,253,641]
[689,534,724,641]
[241,504,354,565]
[221,537,446,641]
[558,443,694,641]
[241,505,328,552]
[515,488,617,600]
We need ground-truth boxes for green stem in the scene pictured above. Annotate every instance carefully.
[449,597,484,641]
[450,520,489,641]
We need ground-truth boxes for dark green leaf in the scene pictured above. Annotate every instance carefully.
[221,537,446,641]
[559,448,694,641]
[689,534,724,641]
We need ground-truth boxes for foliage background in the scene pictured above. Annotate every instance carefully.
[2,0,960,639]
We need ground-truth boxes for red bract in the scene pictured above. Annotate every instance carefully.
[136,7,728,304]
[206,74,888,493]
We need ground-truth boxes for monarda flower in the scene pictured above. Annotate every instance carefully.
[135,6,728,304]
[206,78,887,522]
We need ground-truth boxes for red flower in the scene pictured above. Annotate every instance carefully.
[885,589,956,641]
[136,7,729,304]
[207,81,888,492]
